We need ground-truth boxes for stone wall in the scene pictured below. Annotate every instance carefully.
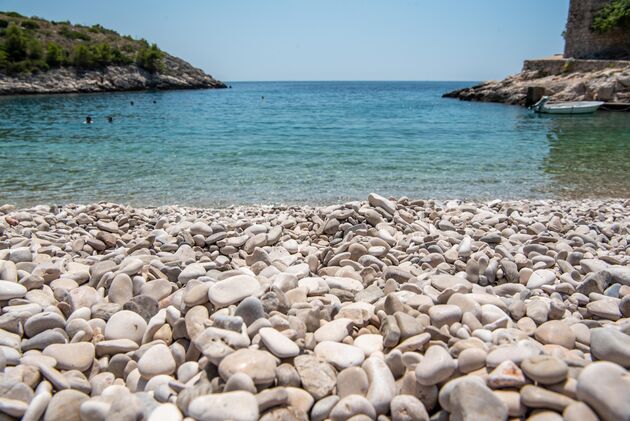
[564,0,630,59]
[523,57,630,76]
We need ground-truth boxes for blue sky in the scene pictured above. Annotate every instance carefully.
[3,0,570,81]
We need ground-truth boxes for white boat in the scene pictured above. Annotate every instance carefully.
[532,96,604,114]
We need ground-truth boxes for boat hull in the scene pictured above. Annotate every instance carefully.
[537,101,604,114]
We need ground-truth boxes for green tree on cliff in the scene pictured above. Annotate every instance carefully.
[136,43,163,73]
[592,0,630,32]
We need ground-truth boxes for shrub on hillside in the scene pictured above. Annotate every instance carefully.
[593,0,630,32]
[136,43,163,73]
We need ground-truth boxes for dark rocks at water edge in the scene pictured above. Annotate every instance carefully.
[1,195,630,420]
[0,54,226,95]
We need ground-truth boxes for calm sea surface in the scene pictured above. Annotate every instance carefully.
[1,81,629,207]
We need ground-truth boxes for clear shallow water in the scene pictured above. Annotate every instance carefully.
[1,81,629,207]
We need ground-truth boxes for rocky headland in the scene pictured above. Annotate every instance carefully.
[0,54,226,95]
[444,56,630,106]
[0,12,225,95]
[1,194,629,420]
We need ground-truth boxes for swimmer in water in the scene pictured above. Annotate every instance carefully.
[107,116,113,123]
[85,116,93,124]
[130,101,134,106]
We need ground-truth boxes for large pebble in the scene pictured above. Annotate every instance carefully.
[189,391,259,421]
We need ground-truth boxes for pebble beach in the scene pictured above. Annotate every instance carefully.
[1,194,630,421]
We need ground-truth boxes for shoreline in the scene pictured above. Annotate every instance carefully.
[1,193,629,419]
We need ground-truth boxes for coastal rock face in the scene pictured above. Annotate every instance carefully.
[444,57,630,106]
[0,196,629,420]
[0,54,226,95]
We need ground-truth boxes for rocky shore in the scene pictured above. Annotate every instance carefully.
[0,54,226,95]
[1,195,629,421]
[444,57,630,106]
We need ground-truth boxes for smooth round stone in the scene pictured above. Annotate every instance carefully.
[390,395,429,421]
[314,341,365,370]
[44,389,89,421]
[577,361,630,421]
[311,395,340,421]
[138,343,176,379]
[285,386,315,414]
[329,395,376,421]
[234,297,265,326]
[224,372,257,394]
[293,355,337,400]
[534,320,575,349]
[590,327,630,368]
[363,356,396,415]
[314,318,353,343]
[259,327,300,358]
[458,348,487,373]
[485,341,541,367]
[337,367,369,398]
[43,342,95,372]
[218,349,278,386]
[148,403,183,421]
[104,310,148,344]
[520,385,575,412]
[438,376,488,412]
[208,275,260,307]
[108,274,133,304]
[526,270,556,289]
[494,390,525,417]
[22,391,51,421]
[0,280,27,300]
[521,355,568,384]
[25,311,66,337]
[0,397,28,418]
[189,391,259,421]
[563,402,599,421]
[428,305,462,328]
[415,345,456,386]
[586,300,622,320]
[353,334,383,357]
[449,381,508,421]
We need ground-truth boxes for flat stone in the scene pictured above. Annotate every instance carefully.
[314,318,353,343]
[337,367,369,398]
[294,355,337,400]
[521,355,568,384]
[429,305,462,328]
[587,300,622,320]
[314,341,365,370]
[486,341,541,367]
[234,297,265,326]
[43,342,95,372]
[577,361,630,421]
[0,281,27,300]
[590,328,630,368]
[208,275,260,307]
[534,320,575,349]
[449,380,508,421]
[487,360,526,389]
[520,385,575,412]
[218,349,278,386]
[189,391,259,421]
[24,311,66,337]
[353,334,383,357]
[259,327,300,358]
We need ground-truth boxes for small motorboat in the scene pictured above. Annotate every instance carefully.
[531,96,604,114]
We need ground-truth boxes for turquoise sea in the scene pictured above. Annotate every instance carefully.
[1,81,629,207]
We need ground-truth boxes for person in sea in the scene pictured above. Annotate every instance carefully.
[107,116,113,123]
[85,116,93,124]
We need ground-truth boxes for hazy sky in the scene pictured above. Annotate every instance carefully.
[3,0,570,81]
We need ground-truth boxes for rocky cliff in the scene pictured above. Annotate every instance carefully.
[444,57,630,106]
[0,53,226,95]
[0,11,226,95]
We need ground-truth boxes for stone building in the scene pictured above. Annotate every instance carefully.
[564,0,630,59]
